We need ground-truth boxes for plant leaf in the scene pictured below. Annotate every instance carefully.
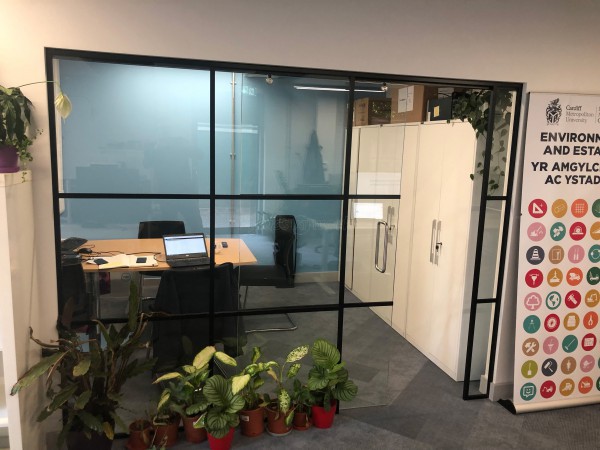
[251,346,261,364]
[214,351,237,367]
[153,372,182,384]
[10,351,66,395]
[102,421,114,440]
[74,390,92,410]
[73,357,91,377]
[193,346,216,369]
[231,374,250,395]
[311,339,340,369]
[287,363,300,379]
[286,345,309,363]
[54,91,72,119]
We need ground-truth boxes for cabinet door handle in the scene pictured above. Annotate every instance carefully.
[434,220,442,265]
[375,220,388,273]
[430,219,437,263]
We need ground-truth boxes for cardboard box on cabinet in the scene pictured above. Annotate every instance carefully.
[391,85,438,123]
[353,98,391,126]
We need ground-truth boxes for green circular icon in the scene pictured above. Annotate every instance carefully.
[550,222,566,241]
[589,245,600,263]
[592,199,600,218]
[587,267,600,285]
[521,360,538,378]
[524,315,541,334]
[562,335,578,353]
[546,291,561,310]
[520,382,537,401]
[597,376,600,391]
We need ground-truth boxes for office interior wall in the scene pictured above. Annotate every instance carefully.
[0,0,599,419]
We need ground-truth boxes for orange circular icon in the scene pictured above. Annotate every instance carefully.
[585,289,600,307]
[561,356,577,374]
[571,199,588,218]
[552,199,568,218]
[590,222,600,240]
[579,376,593,394]
[566,267,583,286]
[522,337,539,356]
[583,311,598,329]
[547,268,563,287]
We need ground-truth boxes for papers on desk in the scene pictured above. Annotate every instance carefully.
[86,254,158,270]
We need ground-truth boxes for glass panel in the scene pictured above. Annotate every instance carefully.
[59,198,208,239]
[55,58,210,194]
[345,198,400,320]
[217,199,342,312]
[215,72,349,195]
[477,200,506,299]
[491,88,517,196]
[341,306,393,408]
[467,303,495,396]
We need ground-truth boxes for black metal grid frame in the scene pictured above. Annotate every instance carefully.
[45,47,523,400]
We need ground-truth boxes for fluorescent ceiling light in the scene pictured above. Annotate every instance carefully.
[293,86,385,93]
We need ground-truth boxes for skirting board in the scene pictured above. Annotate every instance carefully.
[489,380,513,401]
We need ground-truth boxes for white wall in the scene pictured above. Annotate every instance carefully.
[1,0,599,437]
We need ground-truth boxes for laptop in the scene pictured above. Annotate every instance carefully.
[163,233,210,268]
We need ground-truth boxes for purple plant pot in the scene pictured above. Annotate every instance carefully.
[0,145,19,173]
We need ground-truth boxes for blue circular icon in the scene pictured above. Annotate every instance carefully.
[589,245,600,263]
[562,335,578,353]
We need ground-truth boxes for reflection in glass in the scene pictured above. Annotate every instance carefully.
[467,303,495,397]
[215,73,349,195]
[477,201,506,299]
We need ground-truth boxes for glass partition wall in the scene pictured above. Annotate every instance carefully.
[47,48,522,430]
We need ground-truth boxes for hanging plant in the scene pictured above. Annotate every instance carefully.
[452,89,513,193]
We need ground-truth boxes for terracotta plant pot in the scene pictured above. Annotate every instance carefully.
[292,411,310,431]
[239,406,265,437]
[153,416,180,448]
[265,404,292,436]
[311,401,337,429]
[0,145,19,173]
[183,415,207,443]
[207,427,235,450]
[127,420,153,450]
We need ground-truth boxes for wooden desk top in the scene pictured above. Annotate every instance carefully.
[80,238,257,272]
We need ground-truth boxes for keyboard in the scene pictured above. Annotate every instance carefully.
[168,257,210,267]
[61,237,88,252]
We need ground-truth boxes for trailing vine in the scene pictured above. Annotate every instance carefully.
[452,89,513,193]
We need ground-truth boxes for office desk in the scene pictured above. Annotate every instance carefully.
[80,238,257,272]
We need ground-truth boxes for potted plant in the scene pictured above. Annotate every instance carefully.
[195,374,245,450]
[10,282,156,449]
[126,418,153,450]
[149,396,181,448]
[262,344,309,436]
[152,346,238,444]
[232,346,277,437]
[290,379,312,431]
[0,81,71,172]
[307,339,358,429]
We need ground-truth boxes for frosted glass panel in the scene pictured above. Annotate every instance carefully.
[58,59,210,194]
[216,73,349,195]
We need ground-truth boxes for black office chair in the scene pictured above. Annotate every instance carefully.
[239,215,298,332]
[151,263,245,373]
[58,262,93,329]
[137,221,186,302]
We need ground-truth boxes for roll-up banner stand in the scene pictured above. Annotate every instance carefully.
[513,93,600,413]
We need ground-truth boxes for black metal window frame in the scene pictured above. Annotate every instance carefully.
[45,47,523,400]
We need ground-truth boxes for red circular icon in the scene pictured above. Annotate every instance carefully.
[540,380,556,399]
[565,290,581,309]
[529,199,547,218]
[581,333,596,351]
[544,314,560,332]
[569,222,586,241]
[526,269,544,288]
[583,311,598,329]
[579,376,593,394]
[566,267,583,286]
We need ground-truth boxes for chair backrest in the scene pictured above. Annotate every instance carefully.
[59,262,91,327]
[138,220,185,239]
[152,263,245,371]
[273,215,297,278]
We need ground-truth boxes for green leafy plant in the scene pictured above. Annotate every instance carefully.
[10,282,155,446]
[232,346,277,410]
[452,89,513,193]
[307,339,358,411]
[291,378,312,414]
[263,344,309,426]
[194,374,245,438]
[0,81,71,165]
[153,346,238,420]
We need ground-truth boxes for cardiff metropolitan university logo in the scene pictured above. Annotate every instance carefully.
[546,98,562,125]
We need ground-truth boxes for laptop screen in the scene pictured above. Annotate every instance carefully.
[163,234,208,257]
